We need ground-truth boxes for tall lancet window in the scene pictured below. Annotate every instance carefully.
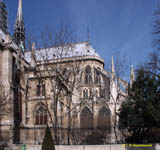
[95,70,101,84]
[85,66,92,84]
[80,107,93,129]
[36,81,46,96]
[97,107,110,129]
[36,84,40,96]
[83,88,89,98]
[35,104,47,125]
[42,84,46,96]
[72,111,78,128]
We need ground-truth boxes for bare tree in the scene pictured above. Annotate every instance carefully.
[147,6,160,77]
[152,6,160,51]
[0,80,11,143]
[0,80,10,117]
[108,51,128,143]
[25,23,84,145]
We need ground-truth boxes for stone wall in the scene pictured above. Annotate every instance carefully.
[25,144,160,150]
[26,144,125,150]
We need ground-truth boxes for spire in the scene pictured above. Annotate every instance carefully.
[110,56,117,101]
[111,56,115,79]
[14,0,25,48]
[17,0,23,22]
[130,65,135,86]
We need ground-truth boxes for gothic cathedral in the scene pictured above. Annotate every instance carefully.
[0,0,134,147]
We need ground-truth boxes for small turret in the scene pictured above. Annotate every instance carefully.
[111,56,115,80]
[130,65,135,87]
[30,43,36,68]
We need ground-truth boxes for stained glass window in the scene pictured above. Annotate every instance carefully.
[35,104,47,125]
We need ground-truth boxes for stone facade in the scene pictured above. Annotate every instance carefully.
[0,0,132,147]
[0,34,129,145]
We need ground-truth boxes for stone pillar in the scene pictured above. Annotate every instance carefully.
[1,48,15,145]
[93,96,98,129]
[0,50,2,80]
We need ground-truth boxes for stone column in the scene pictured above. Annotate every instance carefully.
[2,48,15,145]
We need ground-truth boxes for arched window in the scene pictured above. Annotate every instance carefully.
[95,70,101,84]
[97,107,110,129]
[62,68,67,75]
[36,82,46,96]
[83,89,89,98]
[62,68,69,83]
[36,84,40,96]
[95,89,99,97]
[35,104,47,125]
[100,88,105,98]
[42,84,45,96]
[80,107,93,129]
[85,66,92,84]
[72,111,78,128]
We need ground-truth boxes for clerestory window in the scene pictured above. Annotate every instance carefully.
[83,88,89,98]
[95,70,101,84]
[36,82,46,96]
[36,84,40,96]
[85,66,92,84]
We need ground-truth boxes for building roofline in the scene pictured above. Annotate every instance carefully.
[25,41,90,52]
[36,55,104,66]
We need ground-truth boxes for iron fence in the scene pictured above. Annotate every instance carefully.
[0,127,160,145]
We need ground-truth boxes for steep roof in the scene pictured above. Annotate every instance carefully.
[24,41,100,63]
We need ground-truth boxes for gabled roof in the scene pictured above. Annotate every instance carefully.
[24,41,100,63]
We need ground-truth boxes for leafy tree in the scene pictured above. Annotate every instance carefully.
[119,68,160,143]
[42,126,55,150]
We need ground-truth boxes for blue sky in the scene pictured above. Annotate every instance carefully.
[4,0,159,78]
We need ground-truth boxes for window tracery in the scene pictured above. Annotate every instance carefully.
[95,70,101,84]
[85,66,92,84]
[35,104,47,125]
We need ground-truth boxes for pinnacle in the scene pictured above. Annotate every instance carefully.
[17,0,23,22]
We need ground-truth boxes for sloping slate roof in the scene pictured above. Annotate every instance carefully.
[24,42,100,63]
